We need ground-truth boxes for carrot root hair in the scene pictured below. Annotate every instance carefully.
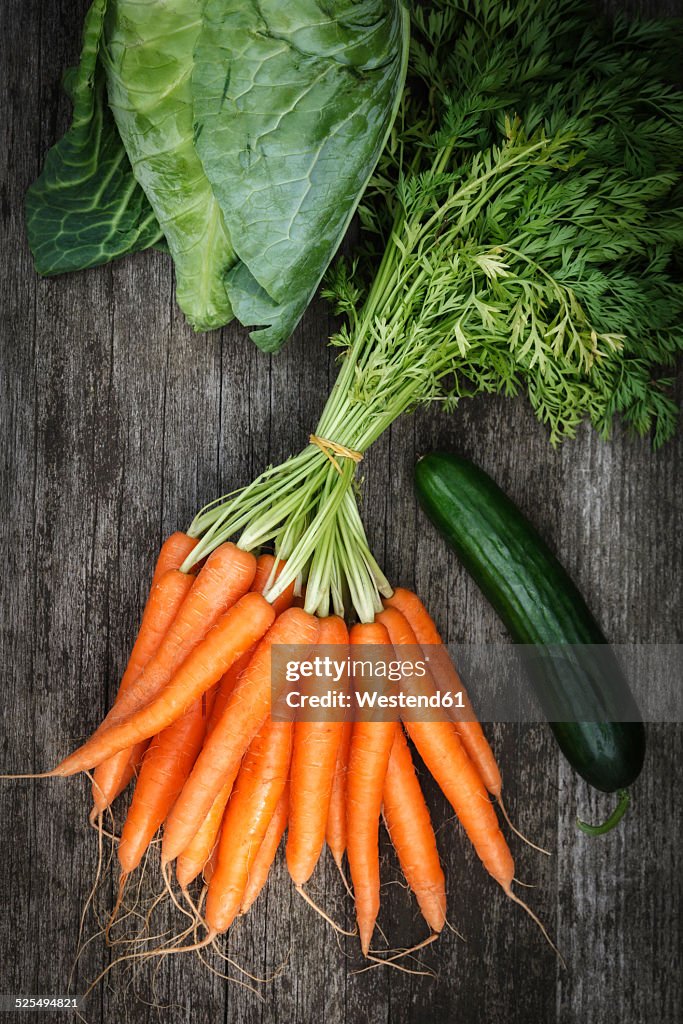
[83,930,220,997]
[69,795,114,992]
[497,796,550,856]
[443,916,466,942]
[193,946,266,1001]
[88,816,120,843]
[354,933,439,976]
[208,937,289,986]
[507,888,565,967]
[161,862,201,930]
[295,885,357,937]
[134,888,170,947]
[329,850,354,899]
[0,770,57,780]
[105,873,129,945]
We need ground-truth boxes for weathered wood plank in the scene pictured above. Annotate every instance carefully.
[0,1,681,1022]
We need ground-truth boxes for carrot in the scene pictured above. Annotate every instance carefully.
[77,542,256,803]
[205,718,292,932]
[174,652,253,888]
[251,553,275,593]
[55,591,275,775]
[200,553,293,730]
[91,568,195,814]
[240,783,289,915]
[175,780,232,890]
[286,615,348,886]
[161,607,319,864]
[122,533,199,693]
[203,653,251,732]
[346,621,397,956]
[383,589,441,645]
[100,552,290,824]
[406,715,514,891]
[252,553,296,616]
[117,689,217,875]
[383,728,446,934]
[174,559,295,888]
[205,778,286,901]
[382,590,502,797]
[376,600,513,890]
[325,720,352,870]
[92,743,146,818]
[95,543,257,732]
[91,536,197,816]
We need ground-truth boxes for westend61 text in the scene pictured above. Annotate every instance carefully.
[285,689,465,710]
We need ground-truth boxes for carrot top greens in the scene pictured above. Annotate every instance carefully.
[335,0,683,445]
[185,0,683,621]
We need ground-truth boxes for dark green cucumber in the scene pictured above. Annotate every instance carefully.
[414,451,645,801]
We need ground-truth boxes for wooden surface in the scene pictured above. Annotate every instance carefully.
[1,2,681,1022]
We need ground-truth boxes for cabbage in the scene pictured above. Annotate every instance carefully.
[26,0,408,348]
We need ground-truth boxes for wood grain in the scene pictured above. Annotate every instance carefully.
[0,2,681,1022]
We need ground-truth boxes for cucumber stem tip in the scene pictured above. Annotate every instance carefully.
[577,788,630,836]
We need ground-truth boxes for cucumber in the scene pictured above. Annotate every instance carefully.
[414,451,645,822]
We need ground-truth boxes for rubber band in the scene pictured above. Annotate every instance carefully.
[309,434,363,475]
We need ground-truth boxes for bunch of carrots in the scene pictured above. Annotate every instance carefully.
[33,528,548,965]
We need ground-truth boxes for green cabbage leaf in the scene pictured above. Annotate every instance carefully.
[193,0,409,350]
[25,0,162,276]
[101,0,236,330]
[26,0,408,346]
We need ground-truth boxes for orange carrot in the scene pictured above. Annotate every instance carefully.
[205,718,292,932]
[117,689,217,875]
[406,715,514,892]
[377,601,513,890]
[252,553,296,616]
[90,568,194,816]
[174,652,253,888]
[383,728,446,934]
[383,588,441,644]
[346,621,397,956]
[161,607,319,864]
[104,553,290,829]
[92,742,146,817]
[382,590,502,797]
[122,533,199,693]
[175,780,232,890]
[91,535,197,816]
[240,783,289,915]
[95,543,257,732]
[153,532,199,583]
[55,591,275,775]
[174,556,295,888]
[251,553,275,593]
[325,720,352,870]
[286,616,348,886]
[204,660,247,734]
